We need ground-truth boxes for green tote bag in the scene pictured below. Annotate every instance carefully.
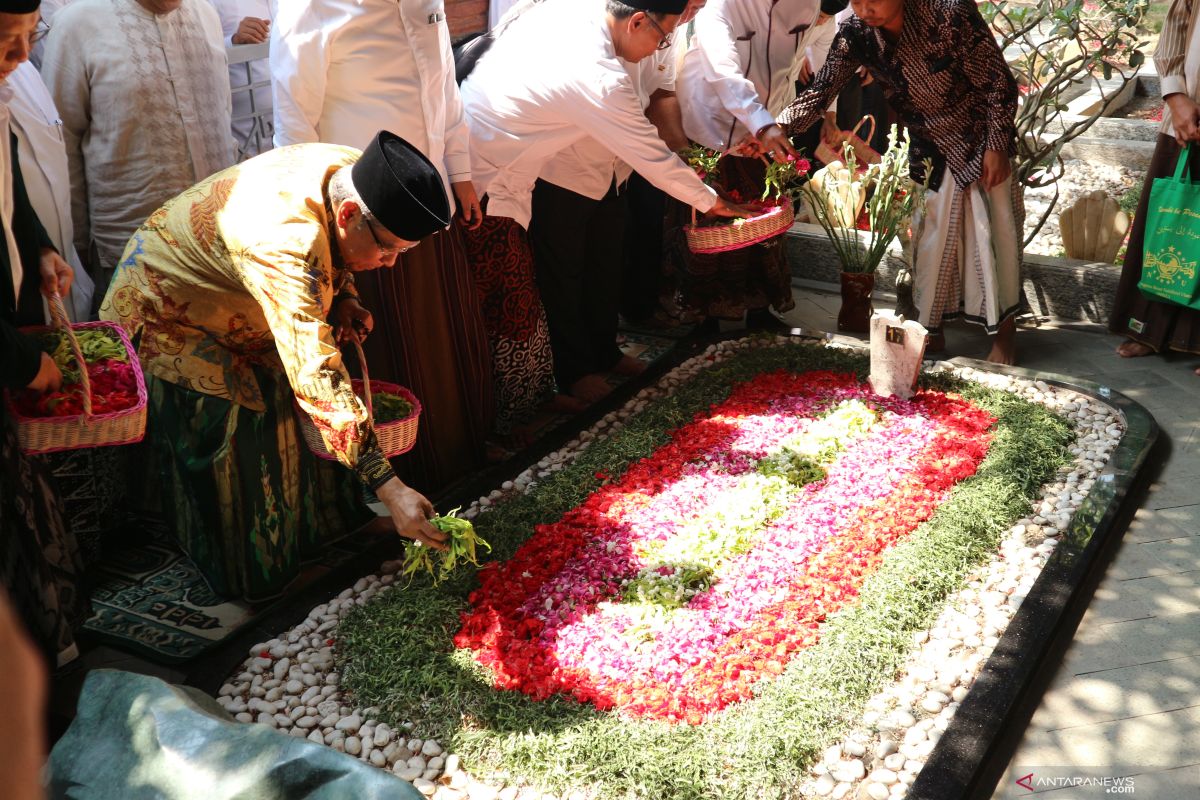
[1139,144,1200,310]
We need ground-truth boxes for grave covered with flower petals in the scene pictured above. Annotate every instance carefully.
[219,337,1146,800]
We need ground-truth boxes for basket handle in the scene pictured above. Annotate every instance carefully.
[48,292,92,418]
[352,337,374,425]
[850,115,876,146]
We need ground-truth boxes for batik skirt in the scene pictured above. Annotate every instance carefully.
[143,369,373,604]
[459,211,556,437]
[911,166,1023,333]
[0,417,90,667]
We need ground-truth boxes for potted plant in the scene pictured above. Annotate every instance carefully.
[801,126,925,332]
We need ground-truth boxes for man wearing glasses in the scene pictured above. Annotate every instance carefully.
[99,132,457,603]
[458,0,751,438]
[530,0,706,407]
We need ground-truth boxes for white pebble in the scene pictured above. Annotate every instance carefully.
[842,740,866,758]
[336,714,362,733]
[866,783,890,800]
[832,759,865,782]
[394,765,422,782]
[869,769,898,785]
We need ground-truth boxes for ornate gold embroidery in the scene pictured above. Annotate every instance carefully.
[189,177,237,252]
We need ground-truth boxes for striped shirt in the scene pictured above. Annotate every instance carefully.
[777,0,1017,191]
[1154,0,1198,138]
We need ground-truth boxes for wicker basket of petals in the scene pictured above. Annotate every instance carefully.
[681,147,808,254]
[296,340,421,460]
[6,293,147,455]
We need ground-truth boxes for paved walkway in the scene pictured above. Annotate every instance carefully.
[779,288,1200,800]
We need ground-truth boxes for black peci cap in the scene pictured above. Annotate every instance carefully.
[625,0,689,15]
[350,131,451,241]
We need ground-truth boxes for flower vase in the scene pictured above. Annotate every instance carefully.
[838,271,875,332]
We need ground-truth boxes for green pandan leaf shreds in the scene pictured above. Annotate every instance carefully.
[401,507,491,585]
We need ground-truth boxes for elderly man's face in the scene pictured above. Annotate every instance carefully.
[135,0,184,14]
[0,11,39,83]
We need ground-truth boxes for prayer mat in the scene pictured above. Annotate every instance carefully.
[80,516,381,664]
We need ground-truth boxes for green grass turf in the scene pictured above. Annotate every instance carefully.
[336,342,1074,799]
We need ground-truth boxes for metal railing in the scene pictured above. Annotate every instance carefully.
[227,41,272,161]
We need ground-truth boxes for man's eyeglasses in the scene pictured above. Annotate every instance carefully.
[30,19,49,46]
[643,13,673,51]
[363,216,410,257]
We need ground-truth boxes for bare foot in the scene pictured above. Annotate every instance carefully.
[570,374,612,404]
[1116,340,1154,358]
[610,354,647,377]
[1194,365,1200,377]
[542,393,588,414]
[927,332,946,353]
[985,341,1016,365]
[985,318,1017,366]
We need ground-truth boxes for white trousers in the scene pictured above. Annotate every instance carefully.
[910,166,1023,333]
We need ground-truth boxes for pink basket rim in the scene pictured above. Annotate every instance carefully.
[684,206,794,254]
[293,380,423,424]
[350,379,422,424]
[5,320,148,426]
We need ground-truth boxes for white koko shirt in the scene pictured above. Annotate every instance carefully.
[678,0,822,150]
[270,0,470,206]
[539,40,680,200]
[41,0,235,272]
[460,0,716,228]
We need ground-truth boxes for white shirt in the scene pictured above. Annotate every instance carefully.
[271,0,470,207]
[678,0,822,150]
[489,0,520,29]
[6,62,94,320]
[539,41,679,200]
[461,0,716,228]
[767,15,837,117]
[41,0,236,272]
[208,0,274,157]
[0,85,22,299]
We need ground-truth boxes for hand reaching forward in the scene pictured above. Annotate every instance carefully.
[375,477,449,551]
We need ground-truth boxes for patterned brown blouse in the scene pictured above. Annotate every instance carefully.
[778,0,1018,191]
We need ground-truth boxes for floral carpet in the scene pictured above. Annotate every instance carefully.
[457,370,994,723]
[334,339,1076,799]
